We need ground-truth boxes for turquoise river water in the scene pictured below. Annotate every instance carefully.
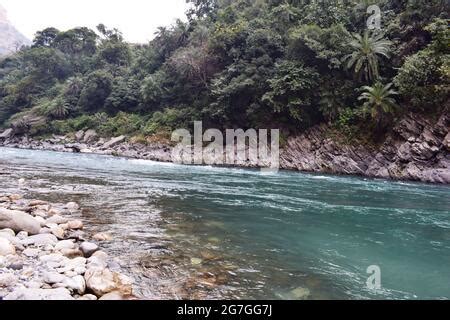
[0,147,449,300]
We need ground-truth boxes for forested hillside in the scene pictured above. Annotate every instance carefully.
[0,0,448,142]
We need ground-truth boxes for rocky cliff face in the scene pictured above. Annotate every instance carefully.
[0,5,30,56]
[1,110,449,184]
[281,108,450,184]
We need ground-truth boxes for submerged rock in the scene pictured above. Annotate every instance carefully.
[93,232,112,242]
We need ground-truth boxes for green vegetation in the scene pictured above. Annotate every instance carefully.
[0,0,448,140]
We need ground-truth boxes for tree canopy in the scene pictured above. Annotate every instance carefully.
[0,0,448,140]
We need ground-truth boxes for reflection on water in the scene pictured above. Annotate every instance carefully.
[1,147,449,300]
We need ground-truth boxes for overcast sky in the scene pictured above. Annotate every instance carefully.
[1,0,189,43]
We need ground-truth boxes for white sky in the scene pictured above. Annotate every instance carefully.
[1,0,189,43]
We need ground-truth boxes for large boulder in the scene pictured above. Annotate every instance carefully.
[84,267,132,297]
[102,135,126,149]
[83,129,98,143]
[75,130,85,142]
[0,208,41,235]
[0,128,13,139]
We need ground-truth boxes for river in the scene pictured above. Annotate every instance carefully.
[0,147,449,300]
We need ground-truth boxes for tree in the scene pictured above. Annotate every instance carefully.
[358,82,398,127]
[78,71,113,112]
[394,19,449,110]
[33,27,60,47]
[262,61,320,125]
[344,31,392,82]
[53,28,97,56]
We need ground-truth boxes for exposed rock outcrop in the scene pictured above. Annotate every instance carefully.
[280,111,449,184]
[0,110,448,184]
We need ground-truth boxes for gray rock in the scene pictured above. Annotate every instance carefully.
[0,238,15,256]
[65,202,80,211]
[46,215,68,225]
[21,234,58,246]
[43,271,66,284]
[75,130,85,142]
[55,240,76,251]
[102,135,126,149]
[0,128,13,139]
[63,275,86,295]
[0,273,18,287]
[80,242,99,258]
[84,268,116,297]
[4,288,74,300]
[0,208,41,235]
[0,228,15,237]
[22,248,40,258]
[83,129,98,143]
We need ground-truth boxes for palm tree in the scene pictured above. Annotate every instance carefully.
[344,31,391,82]
[358,82,398,126]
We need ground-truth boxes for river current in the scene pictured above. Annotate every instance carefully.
[0,147,449,300]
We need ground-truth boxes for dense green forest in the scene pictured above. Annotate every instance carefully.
[0,0,448,143]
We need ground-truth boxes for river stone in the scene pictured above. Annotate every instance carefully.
[0,238,16,256]
[0,273,18,287]
[0,208,41,235]
[80,242,99,257]
[29,200,48,207]
[46,215,68,225]
[63,275,86,295]
[190,258,203,266]
[99,291,125,300]
[63,257,87,271]
[22,234,58,247]
[39,227,51,234]
[48,208,61,217]
[0,228,15,237]
[60,248,83,259]
[50,226,65,239]
[67,220,83,230]
[0,230,15,243]
[43,271,66,284]
[4,288,74,300]
[93,232,113,241]
[34,216,47,227]
[8,194,22,201]
[55,240,76,251]
[65,202,80,211]
[84,268,116,296]
[17,231,29,239]
[22,248,40,258]
[87,251,108,269]
[291,287,311,300]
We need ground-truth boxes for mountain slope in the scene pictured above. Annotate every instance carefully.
[0,5,30,56]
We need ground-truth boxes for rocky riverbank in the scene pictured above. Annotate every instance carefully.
[0,193,134,300]
[0,110,449,184]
